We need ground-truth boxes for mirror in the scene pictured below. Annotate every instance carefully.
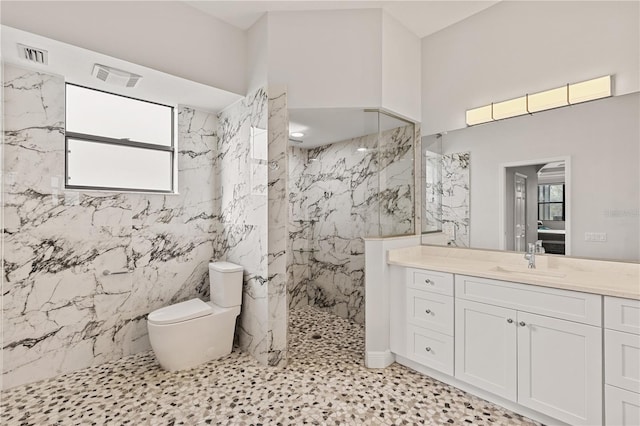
[422,92,640,262]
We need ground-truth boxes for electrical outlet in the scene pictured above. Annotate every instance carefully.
[585,232,607,242]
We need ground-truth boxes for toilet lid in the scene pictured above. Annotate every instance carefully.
[147,298,214,325]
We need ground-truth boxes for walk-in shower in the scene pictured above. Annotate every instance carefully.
[287,108,416,324]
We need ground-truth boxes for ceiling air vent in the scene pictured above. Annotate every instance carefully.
[92,64,142,88]
[18,44,48,65]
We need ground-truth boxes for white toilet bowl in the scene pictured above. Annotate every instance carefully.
[147,299,240,371]
[147,261,243,371]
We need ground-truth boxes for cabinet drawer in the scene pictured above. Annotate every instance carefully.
[406,324,454,375]
[606,329,640,393]
[407,268,453,296]
[406,288,453,335]
[605,385,640,426]
[605,297,640,335]
[455,275,602,326]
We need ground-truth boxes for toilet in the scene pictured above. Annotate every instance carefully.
[147,261,243,371]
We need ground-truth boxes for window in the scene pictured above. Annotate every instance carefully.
[538,183,564,221]
[65,83,174,193]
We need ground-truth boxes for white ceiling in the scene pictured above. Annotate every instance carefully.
[289,108,412,148]
[185,1,500,38]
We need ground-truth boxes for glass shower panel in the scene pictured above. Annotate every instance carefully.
[377,111,415,237]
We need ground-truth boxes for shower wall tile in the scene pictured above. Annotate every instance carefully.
[288,125,415,324]
[442,152,470,247]
[2,64,217,389]
[266,86,288,367]
[287,147,311,311]
[214,86,290,367]
[215,88,269,365]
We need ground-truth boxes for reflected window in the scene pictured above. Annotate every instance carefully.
[538,184,564,221]
[65,83,174,193]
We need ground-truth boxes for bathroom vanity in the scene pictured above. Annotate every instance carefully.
[364,240,640,426]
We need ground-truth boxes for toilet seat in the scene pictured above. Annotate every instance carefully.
[148,298,214,325]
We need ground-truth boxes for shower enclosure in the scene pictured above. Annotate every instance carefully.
[287,109,416,324]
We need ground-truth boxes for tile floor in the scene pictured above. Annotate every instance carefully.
[1,306,540,425]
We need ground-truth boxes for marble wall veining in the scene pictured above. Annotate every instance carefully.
[288,125,415,323]
[442,152,470,247]
[214,87,288,367]
[2,64,219,389]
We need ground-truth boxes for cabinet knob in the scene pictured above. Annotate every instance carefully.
[519,321,526,327]
[507,318,513,323]
[425,309,432,314]
[425,347,431,352]
[424,279,433,285]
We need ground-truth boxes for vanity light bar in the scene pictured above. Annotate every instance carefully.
[465,75,612,126]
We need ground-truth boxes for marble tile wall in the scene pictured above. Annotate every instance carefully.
[287,125,414,323]
[442,152,470,247]
[214,87,288,367]
[2,64,219,389]
[266,86,289,367]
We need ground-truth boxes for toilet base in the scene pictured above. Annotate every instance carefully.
[147,302,240,372]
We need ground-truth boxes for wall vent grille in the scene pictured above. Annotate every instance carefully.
[18,44,48,65]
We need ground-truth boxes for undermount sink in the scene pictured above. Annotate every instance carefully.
[490,265,566,279]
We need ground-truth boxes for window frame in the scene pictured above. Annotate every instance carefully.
[538,183,565,221]
[64,83,176,194]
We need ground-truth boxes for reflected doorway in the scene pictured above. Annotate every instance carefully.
[499,157,570,255]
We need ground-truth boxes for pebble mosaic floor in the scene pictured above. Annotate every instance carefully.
[1,306,541,425]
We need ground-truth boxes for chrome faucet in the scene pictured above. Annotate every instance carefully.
[524,242,536,268]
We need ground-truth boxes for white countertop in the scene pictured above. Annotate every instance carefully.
[387,245,640,300]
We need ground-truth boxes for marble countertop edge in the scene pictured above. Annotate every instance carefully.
[387,246,640,301]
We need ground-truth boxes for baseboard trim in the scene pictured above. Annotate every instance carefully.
[365,350,395,368]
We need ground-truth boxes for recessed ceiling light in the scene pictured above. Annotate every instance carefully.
[357,148,367,152]
[291,132,304,138]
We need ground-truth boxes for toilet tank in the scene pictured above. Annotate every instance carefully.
[209,262,243,307]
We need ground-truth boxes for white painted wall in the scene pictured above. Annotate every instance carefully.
[441,93,639,262]
[421,1,640,134]
[364,236,421,368]
[381,12,421,122]
[267,9,382,109]
[246,14,269,93]
[0,1,247,95]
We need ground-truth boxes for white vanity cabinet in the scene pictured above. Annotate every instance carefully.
[376,245,640,426]
[604,297,640,426]
[454,275,603,426]
[404,268,454,375]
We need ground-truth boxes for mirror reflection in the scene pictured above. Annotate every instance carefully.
[422,92,640,262]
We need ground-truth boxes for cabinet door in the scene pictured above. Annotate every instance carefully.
[455,299,517,400]
[605,329,640,393]
[517,311,603,425]
[605,385,640,426]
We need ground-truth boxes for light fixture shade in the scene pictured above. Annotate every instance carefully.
[569,75,611,104]
[466,105,493,126]
[492,96,528,120]
[528,86,569,112]
[464,74,613,126]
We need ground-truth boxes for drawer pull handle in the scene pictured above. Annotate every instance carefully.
[425,347,431,352]
[519,321,526,327]
[425,309,432,314]
[424,279,433,285]
[507,318,513,323]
